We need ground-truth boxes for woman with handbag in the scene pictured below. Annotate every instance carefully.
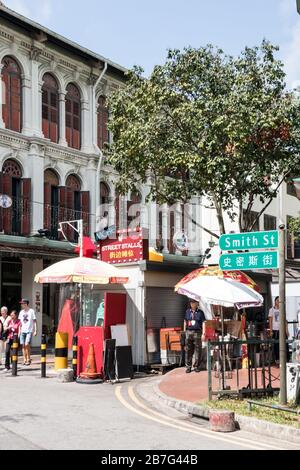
[0,307,11,366]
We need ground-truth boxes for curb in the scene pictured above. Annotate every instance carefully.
[140,379,300,445]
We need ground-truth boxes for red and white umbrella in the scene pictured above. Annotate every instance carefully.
[34,257,129,285]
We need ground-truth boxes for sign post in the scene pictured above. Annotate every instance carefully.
[279,226,287,405]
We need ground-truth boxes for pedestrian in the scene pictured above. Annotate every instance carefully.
[4,310,21,371]
[18,299,37,366]
[184,299,206,373]
[0,307,11,366]
[268,296,289,364]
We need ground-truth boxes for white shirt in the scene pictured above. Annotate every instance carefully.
[268,307,280,331]
[19,309,36,334]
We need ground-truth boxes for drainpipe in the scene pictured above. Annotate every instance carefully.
[93,61,108,232]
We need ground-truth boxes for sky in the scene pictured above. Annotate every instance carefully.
[3,0,300,88]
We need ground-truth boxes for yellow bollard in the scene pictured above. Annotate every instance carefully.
[55,332,68,371]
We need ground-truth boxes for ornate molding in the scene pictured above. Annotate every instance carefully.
[30,46,42,62]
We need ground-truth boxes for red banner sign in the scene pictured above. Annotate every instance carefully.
[98,228,149,264]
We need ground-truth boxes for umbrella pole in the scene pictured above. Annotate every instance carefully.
[221,306,226,390]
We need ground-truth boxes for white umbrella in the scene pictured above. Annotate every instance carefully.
[176,275,263,309]
[34,256,129,285]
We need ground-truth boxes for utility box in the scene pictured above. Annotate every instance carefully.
[286,363,300,403]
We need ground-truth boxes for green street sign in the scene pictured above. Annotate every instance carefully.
[219,230,278,251]
[219,251,278,271]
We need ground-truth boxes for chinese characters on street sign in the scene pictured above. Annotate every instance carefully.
[219,230,279,271]
[219,251,278,271]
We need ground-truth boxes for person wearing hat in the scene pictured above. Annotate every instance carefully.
[18,299,37,366]
[184,299,206,373]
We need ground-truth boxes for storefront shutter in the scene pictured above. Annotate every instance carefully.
[146,287,187,330]
[2,174,12,234]
[80,191,90,236]
[44,182,51,230]
[21,178,31,235]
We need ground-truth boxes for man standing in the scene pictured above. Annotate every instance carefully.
[184,299,206,373]
[18,299,37,366]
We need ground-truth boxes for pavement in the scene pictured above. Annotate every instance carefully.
[158,365,280,402]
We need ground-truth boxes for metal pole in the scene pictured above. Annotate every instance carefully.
[207,341,212,401]
[279,225,287,405]
[41,334,47,378]
[11,334,18,377]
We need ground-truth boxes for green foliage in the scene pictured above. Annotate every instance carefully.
[108,41,300,234]
[289,214,300,240]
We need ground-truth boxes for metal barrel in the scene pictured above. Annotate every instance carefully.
[54,332,68,370]
[41,334,47,378]
[11,334,18,377]
[72,336,78,379]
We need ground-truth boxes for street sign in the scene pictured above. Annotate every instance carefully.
[219,230,278,251]
[219,251,278,271]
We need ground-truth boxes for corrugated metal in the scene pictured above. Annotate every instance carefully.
[146,287,187,329]
[146,287,186,365]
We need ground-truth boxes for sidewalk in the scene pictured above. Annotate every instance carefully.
[159,366,280,402]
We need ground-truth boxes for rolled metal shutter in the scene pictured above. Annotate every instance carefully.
[145,287,187,364]
[146,287,187,329]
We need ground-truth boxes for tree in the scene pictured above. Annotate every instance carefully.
[108,41,300,238]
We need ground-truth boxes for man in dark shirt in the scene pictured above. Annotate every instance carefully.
[184,299,206,373]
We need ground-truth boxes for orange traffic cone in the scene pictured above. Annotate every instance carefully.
[79,343,101,380]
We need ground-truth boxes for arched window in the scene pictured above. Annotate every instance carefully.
[2,159,22,178]
[65,84,81,150]
[100,182,110,205]
[1,56,22,132]
[127,191,142,229]
[1,159,31,236]
[42,73,59,143]
[97,95,109,150]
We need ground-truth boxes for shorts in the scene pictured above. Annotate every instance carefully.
[20,332,33,346]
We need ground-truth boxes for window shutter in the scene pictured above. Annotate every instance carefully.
[2,174,12,234]
[44,182,51,230]
[21,178,31,235]
[11,75,21,132]
[2,74,9,128]
[66,187,74,241]
[0,172,3,232]
[80,191,90,236]
[58,186,67,240]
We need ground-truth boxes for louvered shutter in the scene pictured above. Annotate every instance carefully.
[2,174,12,234]
[11,75,21,132]
[58,187,67,240]
[21,178,31,235]
[80,191,90,236]
[0,172,3,232]
[2,73,9,128]
[66,187,74,241]
[44,182,51,230]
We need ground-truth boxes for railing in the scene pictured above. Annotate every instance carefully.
[44,204,89,242]
[207,338,293,400]
[0,196,31,236]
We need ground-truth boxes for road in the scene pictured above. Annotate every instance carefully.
[0,367,298,451]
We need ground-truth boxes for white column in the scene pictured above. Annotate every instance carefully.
[149,201,157,248]
[162,204,169,254]
[0,64,5,128]
[21,259,43,348]
[175,203,182,255]
[81,99,93,153]
[28,143,44,235]
[21,75,32,136]
[188,198,202,256]
[58,92,67,146]
[86,161,97,236]
[30,58,43,137]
